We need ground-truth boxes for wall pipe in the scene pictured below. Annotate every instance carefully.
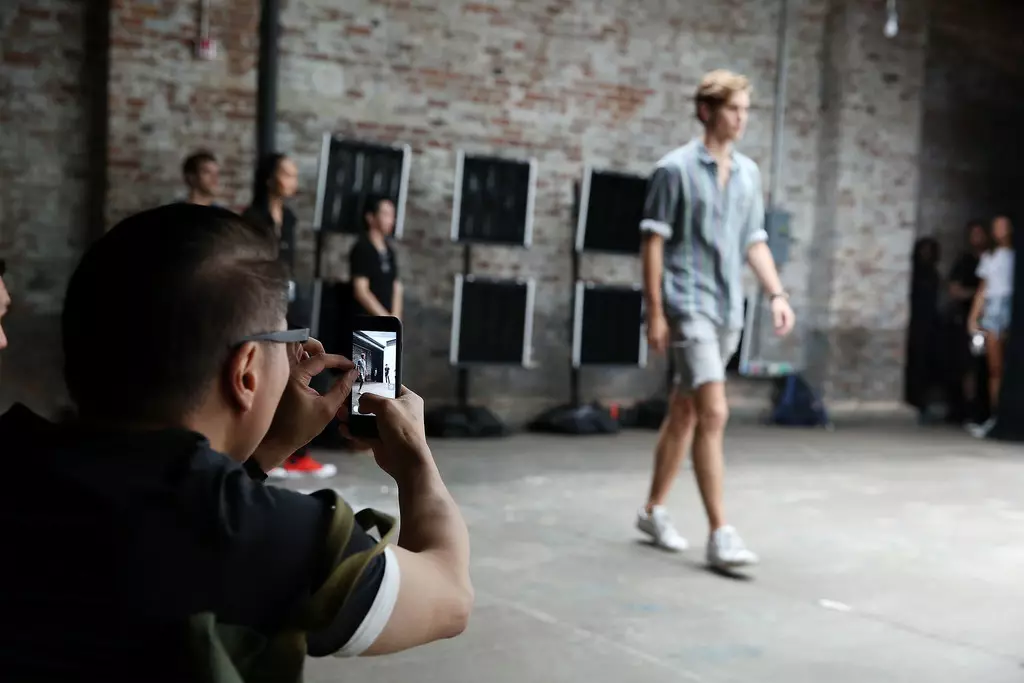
[768,0,791,208]
[256,0,280,169]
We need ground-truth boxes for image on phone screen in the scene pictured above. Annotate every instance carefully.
[352,329,399,416]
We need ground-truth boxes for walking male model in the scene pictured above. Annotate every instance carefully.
[356,352,367,392]
[636,70,795,570]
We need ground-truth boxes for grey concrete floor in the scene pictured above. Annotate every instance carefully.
[283,424,1024,683]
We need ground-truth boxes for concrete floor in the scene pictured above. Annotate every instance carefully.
[282,424,1024,683]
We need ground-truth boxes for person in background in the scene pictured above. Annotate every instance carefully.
[0,259,9,351]
[967,215,1015,438]
[904,237,943,422]
[182,151,220,206]
[244,153,335,479]
[943,221,990,424]
[637,69,795,570]
[0,203,473,681]
[350,195,403,320]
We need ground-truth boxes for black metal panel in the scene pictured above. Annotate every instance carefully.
[456,279,528,364]
[321,139,406,234]
[456,155,532,245]
[580,170,645,254]
[579,285,643,366]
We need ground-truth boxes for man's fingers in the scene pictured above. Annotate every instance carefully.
[322,369,358,411]
[299,352,355,378]
[357,391,389,413]
[301,337,326,357]
[337,421,376,452]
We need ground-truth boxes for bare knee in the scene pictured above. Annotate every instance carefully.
[665,392,697,436]
[694,388,729,433]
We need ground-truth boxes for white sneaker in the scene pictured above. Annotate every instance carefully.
[707,526,759,569]
[967,417,997,439]
[636,506,689,551]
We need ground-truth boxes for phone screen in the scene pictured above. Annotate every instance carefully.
[352,328,399,417]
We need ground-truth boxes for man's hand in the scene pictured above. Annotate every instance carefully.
[647,313,670,353]
[252,339,357,471]
[339,387,435,481]
[771,296,796,336]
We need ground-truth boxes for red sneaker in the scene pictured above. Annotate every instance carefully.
[268,453,338,480]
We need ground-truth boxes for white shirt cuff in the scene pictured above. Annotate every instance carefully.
[640,219,672,238]
[334,545,400,657]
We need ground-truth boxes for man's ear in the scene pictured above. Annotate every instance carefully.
[226,342,260,412]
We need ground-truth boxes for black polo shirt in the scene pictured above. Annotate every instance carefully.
[242,202,297,277]
[0,405,396,682]
[349,236,398,315]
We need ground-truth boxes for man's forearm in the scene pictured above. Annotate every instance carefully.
[747,241,784,295]
[641,236,664,318]
[394,457,470,583]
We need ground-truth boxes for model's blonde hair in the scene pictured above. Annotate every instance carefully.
[694,70,751,123]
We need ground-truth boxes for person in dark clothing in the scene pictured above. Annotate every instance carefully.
[350,195,402,319]
[243,153,336,479]
[0,203,472,682]
[905,237,944,420]
[943,221,990,423]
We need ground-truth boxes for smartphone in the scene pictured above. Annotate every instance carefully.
[349,315,403,438]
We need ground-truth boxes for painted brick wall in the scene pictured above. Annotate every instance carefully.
[9,0,1012,422]
[105,0,260,223]
[807,0,929,404]
[0,0,104,416]
[276,0,841,422]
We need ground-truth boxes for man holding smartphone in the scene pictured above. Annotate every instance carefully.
[637,70,795,570]
[0,204,472,681]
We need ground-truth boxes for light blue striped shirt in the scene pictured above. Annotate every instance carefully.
[639,139,768,330]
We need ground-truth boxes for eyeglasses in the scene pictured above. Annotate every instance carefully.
[237,328,310,345]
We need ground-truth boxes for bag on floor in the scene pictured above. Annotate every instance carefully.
[768,374,830,427]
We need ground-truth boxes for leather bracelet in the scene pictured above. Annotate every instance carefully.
[768,291,788,302]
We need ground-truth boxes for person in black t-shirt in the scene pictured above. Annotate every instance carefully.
[244,153,337,479]
[0,204,472,682]
[351,195,403,319]
[944,220,990,423]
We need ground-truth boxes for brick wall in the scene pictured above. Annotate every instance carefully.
[0,0,105,416]
[7,0,1018,422]
[105,0,260,223]
[917,0,1024,264]
[277,0,841,422]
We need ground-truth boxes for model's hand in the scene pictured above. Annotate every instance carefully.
[647,313,670,353]
[771,297,796,336]
[253,339,357,470]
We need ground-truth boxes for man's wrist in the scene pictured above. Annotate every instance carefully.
[768,290,788,303]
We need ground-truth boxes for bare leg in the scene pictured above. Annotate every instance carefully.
[986,332,1005,410]
[691,381,729,532]
[645,389,697,513]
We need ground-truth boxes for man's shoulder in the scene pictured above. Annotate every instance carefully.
[733,150,761,177]
[655,141,700,171]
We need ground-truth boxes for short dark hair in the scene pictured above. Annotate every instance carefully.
[182,151,218,178]
[62,203,289,423]
[363,194,394,227]
[253,153,288,207]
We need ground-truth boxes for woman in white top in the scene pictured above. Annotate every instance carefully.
[967,216,1015,436]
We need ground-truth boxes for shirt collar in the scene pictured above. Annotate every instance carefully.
[695,139,737,166]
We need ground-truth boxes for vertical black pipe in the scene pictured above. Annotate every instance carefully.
[256,0,280,169]
[569,245,580,407]
[456,243,472,408]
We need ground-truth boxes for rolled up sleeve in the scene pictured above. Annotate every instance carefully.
[640,166,681,240]
[744,168,769,249]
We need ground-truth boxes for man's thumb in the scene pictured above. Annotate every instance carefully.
[358,391,388,412]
